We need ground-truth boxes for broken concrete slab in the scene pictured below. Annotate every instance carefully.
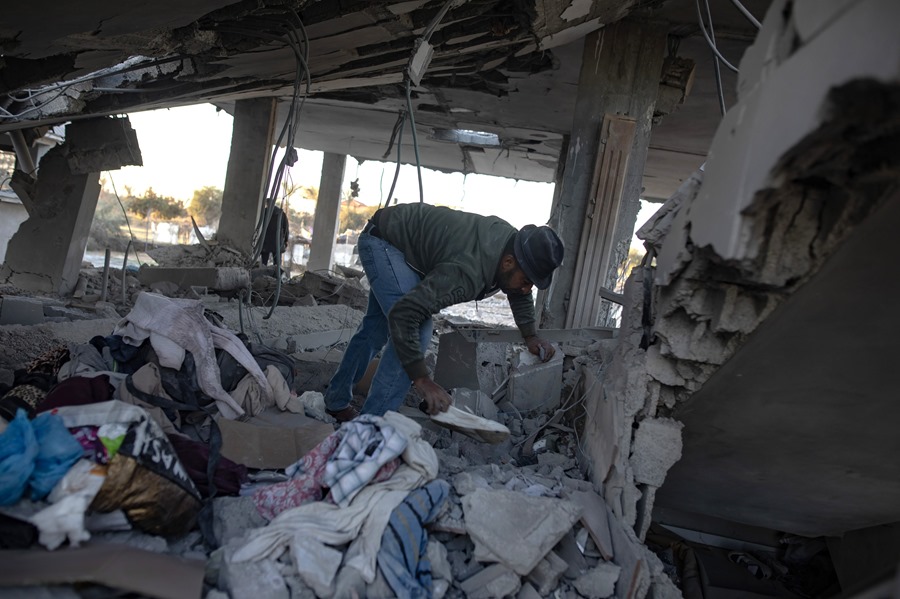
[574,562,621,598]
[434,330,511,395]
[629,418,683,487]
[462,488,582,575]
[460,563,522,598]
[136,265,250,291]
[605,503,649,599]
[0,297,46,325]
[507,347,564,413]
[565,490,615,561]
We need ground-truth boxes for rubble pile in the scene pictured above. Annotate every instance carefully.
[0,283,688,598]
[147,244,246,268]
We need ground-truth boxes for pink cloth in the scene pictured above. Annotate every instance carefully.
[252,430,401,520]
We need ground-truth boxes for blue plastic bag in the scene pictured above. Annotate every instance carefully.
[30,412,83,500]
[0,410,39,505]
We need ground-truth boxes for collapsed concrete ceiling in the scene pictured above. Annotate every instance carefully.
[1,0,764,197]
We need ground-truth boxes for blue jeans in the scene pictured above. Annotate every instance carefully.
[324,232,433,416]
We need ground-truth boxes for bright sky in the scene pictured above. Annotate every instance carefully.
[112,103,658,243]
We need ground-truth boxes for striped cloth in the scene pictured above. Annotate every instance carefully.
[377,479,451,599]
[324,415,408,507]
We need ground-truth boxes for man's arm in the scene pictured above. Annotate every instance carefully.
[388,264,478,413]
[507,291,555,362]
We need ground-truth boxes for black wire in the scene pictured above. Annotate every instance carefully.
[405,80,424,203]
[384,112,406,207]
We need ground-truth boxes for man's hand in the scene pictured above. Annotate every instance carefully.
[413,377,453,415]
[525,335,555,362]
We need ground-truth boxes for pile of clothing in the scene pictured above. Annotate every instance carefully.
[0,291,453,599]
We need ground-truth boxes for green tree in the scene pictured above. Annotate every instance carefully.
[188,186,223,227]
[127,188,187,220]
[339,202,377,233]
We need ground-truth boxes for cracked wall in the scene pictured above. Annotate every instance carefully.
[579,0,900,540]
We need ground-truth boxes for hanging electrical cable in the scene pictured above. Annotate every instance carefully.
[695,0,739,75]
[696,0,730,116]
[378,0,463,206]
[730,0,762,29]
[210,8,312,319]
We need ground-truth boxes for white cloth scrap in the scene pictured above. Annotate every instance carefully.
[115,292,272,419]
[325,415,408,508]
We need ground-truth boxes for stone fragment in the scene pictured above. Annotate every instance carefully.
[517,582,543,599]
[212,496,267,547]
[428,539,454,582]
[644,345,684,387]
[573,562,621,598]
[462,488,582,575]
[220,542,288,599]
[526,550,568,595]
[453,471,490,495]
[629,418,684,487]
[460,563,522,599]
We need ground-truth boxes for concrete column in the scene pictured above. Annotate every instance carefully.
[217,98,277,254]
[307,153,347,272]
[543,21,667,328]
[0,117,141,294]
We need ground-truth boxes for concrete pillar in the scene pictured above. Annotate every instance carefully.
[217,98,277,254]
[0,117,141,294]
[307,153,347,272]
[543,21,667,328]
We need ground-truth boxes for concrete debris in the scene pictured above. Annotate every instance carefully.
[462,488,582,575]
[0,254,694,599]
[461,563,523,598]
[629,418,683,488]
[573,562,621,598]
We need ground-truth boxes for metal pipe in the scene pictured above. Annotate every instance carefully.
[9,130,36,175]
[100,248,111,303]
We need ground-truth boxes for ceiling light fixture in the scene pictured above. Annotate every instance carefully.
[431,128,500,146]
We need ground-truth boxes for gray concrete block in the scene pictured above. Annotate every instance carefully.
[508,349,564,414]
[460,563,522,599]
[434,331,510,394]
[0,296,45,325]
[629,418,684,487]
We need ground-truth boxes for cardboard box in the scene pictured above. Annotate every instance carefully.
[217,408,333,469]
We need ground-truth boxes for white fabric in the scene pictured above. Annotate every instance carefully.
[232,411,438,588]
[115,292,272,419]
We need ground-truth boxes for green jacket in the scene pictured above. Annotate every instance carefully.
[375,203,537,380]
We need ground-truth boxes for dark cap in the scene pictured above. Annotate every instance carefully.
[513,225,564,290]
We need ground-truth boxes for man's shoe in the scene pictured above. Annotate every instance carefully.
[325,406,359,423]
